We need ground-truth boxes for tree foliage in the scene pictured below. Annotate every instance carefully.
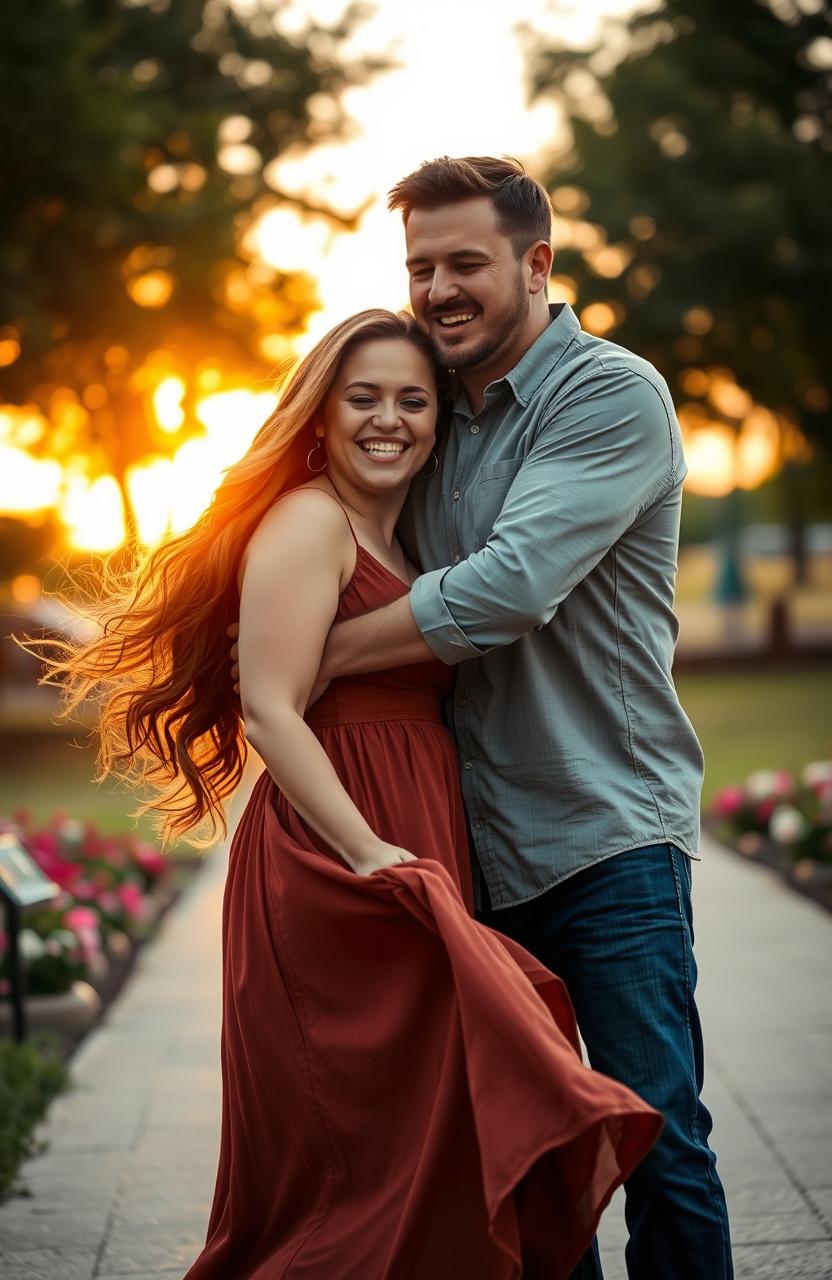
[529,0,832,455]
[0,0,373,479]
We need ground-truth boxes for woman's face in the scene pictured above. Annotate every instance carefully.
[320,338,438,496]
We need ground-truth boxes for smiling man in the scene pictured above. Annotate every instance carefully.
[315,157,733,1280]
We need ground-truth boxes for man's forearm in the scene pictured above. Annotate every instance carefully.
[322,593,435,681]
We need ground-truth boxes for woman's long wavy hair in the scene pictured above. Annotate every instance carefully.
[33,309,444,848]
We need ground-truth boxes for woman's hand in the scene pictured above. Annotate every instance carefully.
[350,840,418,877]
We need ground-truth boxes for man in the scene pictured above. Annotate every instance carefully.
[232,156,733,1279]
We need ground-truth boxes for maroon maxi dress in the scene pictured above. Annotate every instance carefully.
[184,532,662,1280]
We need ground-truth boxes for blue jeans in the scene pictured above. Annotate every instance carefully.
[478,844,733,1280]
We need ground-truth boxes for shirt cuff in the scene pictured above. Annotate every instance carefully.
[409,568,486,665]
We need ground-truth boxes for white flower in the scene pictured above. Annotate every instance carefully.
[58,818,85,843]
[802,761,832,789]
[18,928,46,961]
[745,770,780,802]
[769,805,809,846]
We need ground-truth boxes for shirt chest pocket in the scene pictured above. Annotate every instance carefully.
[470,456,525,547]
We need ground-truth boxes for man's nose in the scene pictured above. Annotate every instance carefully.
[428,270,459,308]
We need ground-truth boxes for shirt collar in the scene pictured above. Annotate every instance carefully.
[451,303,580,419]
[503,303,580,408]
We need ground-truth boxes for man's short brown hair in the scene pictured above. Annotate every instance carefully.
[388,156,552,258]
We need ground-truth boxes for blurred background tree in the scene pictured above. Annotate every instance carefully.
[0,0,375,543]
[527,0,832,586]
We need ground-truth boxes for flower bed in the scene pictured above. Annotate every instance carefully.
[708,761,832,910]
[0,810,197,1036]
[0,811,201,1197]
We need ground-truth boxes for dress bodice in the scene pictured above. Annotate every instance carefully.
[305,544,453,732]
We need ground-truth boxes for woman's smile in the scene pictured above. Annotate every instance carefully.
[356,436,412,461]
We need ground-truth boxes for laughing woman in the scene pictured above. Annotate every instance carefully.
[45,310,661,1280]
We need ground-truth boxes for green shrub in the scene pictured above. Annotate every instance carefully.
[0,1034,70,1197]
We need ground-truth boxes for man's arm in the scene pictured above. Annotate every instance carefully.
[320,593,432,682]
[420,364,682,665]
[322,364,682,682]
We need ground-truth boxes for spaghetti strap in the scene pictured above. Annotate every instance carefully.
[307,485,360,546]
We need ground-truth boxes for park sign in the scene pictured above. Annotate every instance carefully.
[0,831,60,1041]
[0,832,61,909]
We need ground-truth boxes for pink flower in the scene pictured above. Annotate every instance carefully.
[117,883,149,921]
[64,906,103,965]
[756,798,777,823]
[64,906,100,932]
[713,787,744,818]
[133,843,167,878]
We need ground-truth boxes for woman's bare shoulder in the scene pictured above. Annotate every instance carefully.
[239,487,353,589]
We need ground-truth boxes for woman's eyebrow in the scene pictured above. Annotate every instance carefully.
[344,382,431,394]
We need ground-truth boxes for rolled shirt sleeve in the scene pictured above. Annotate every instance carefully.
[409,364,683,665]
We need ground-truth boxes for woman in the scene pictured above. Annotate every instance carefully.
[47,310,661,1279]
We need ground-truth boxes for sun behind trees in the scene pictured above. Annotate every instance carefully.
[0,0,380,565]
[526,0,832,578]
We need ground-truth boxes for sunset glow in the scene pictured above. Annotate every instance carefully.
[0,1,812,554]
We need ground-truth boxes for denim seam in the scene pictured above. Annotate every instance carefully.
[669,845,733,1277]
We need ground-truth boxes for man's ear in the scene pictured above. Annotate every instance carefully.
[527,240,554,296]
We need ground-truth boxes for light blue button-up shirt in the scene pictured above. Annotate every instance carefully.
[399,304,704,909]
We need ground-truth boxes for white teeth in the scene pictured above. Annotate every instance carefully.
[359,441,406,456]
[439,313,475,326]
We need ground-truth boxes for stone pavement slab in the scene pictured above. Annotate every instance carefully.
[1,823,830,1278]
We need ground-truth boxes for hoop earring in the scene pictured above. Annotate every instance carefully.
[307,440,327,473]
[422,450,439,477]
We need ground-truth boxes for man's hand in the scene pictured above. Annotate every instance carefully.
[228,621,241,696]
[227,621,331,709]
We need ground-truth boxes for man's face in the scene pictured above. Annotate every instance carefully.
[405,197,529,371]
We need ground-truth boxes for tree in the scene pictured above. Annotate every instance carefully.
[528,0,832,581]
[0,0,374,521]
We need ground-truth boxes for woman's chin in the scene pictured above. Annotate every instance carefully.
[332,458,425,494]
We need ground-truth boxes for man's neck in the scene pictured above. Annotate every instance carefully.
[460,300,552,414]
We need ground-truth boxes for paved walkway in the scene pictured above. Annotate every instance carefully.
[1,820,830,1279]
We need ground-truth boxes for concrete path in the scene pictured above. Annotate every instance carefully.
[1,823,829,1279]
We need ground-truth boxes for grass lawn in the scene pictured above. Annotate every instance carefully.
[675,667,832,806]
[2,668,830,832]
[0,727,181,845]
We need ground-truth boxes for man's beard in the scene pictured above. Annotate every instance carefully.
[430,272,529,371]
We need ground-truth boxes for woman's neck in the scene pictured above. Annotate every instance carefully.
[315,472,406,547]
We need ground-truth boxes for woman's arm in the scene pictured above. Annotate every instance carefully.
[238,490,416,875]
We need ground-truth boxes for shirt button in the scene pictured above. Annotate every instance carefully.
[452,487,460,500]
[453,552,460,564]
[470,424,480,435]
[473,820,483,831]
[463,760,473,770]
